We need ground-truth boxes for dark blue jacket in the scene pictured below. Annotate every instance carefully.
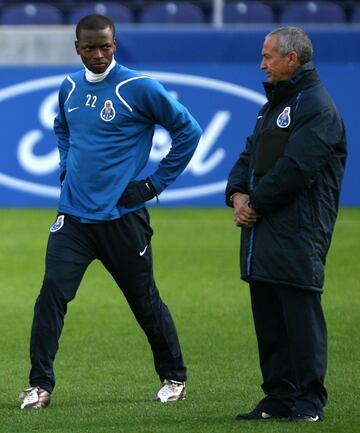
[226,63,347,292]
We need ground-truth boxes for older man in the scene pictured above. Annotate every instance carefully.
[226,26,346,422]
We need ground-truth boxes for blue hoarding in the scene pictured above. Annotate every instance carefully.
[0,62,359,206]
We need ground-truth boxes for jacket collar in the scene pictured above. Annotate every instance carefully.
[263,62,320,106]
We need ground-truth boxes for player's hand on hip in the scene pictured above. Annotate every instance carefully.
[119,178,158,208]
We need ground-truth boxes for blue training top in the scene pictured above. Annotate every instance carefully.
[54,63,202,221]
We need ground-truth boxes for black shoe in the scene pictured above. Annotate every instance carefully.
[290,414,322,422]
[236,409,273,420]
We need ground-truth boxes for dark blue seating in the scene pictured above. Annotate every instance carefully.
[223,1,275,23]
[0,3,64,25]
[280,1,346,23]
[351,6,360,22]
[67,2,134,25]
[139,1,205,24]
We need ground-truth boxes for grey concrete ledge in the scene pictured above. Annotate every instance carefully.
[0,26,81,65]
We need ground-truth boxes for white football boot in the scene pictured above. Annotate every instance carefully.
[155,379,186,403]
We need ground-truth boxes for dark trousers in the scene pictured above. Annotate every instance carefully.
[29,209,186,393]
[249,281,327,418]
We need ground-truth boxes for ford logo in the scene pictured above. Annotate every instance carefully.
[0,71,266,204]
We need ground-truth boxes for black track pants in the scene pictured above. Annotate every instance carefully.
[250,281,327,418]
[29,209,187,393]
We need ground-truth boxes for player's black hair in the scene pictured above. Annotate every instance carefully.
[76,14,116,40]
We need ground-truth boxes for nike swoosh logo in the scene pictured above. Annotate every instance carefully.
[68,107,79,112]
[257,115,263,119]
[139,245,148,256]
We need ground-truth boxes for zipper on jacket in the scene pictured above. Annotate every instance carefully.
[247,226,255,277]
[246,169,255,277]
[295,91,303,111]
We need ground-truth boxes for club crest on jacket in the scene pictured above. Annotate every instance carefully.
[277,106,291,128]
[100,100,116,122]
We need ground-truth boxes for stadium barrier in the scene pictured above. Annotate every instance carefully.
[0,27,359,206]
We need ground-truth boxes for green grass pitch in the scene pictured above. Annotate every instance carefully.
[0,207,359,433]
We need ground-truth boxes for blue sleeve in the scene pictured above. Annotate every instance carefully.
[53,80,70,177]
[139,79,202,193]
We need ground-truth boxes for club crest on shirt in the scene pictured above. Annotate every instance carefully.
[100,100,116,122]
[276,106,291,128]
[50,215,64,232]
